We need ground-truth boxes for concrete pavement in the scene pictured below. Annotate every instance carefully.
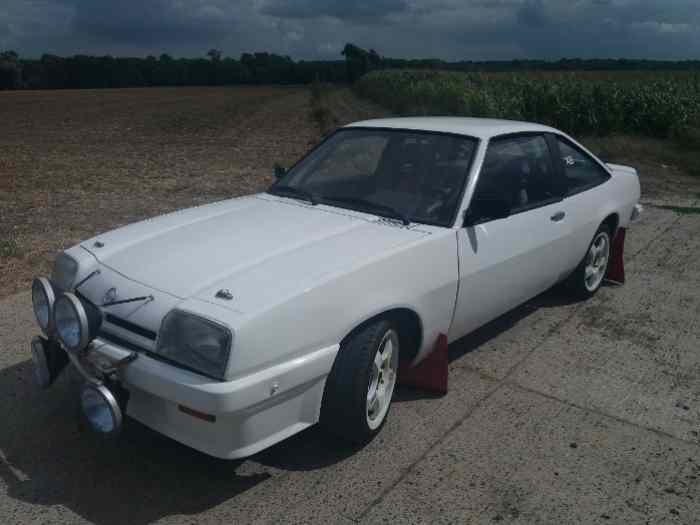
[0,205,698,524]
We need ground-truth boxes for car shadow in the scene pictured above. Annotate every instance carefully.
[0,284,595,520]
[447,284,584,364]
[253,425,364,471]
[0,360,269,525]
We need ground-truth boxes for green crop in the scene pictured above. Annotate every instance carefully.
[355,70,700,139]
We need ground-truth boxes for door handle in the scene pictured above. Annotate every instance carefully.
[550,211,566,222]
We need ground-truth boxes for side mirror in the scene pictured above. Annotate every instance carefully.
[273,163,286,179]
[463,195,510,227]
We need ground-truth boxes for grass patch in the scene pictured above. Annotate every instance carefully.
[653,205,700,215]
[582,135,700,179]
[0,238,21,258]
[309,77,339,136]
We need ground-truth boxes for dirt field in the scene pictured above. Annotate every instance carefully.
[0,86,344,298]
[1,86,699,299]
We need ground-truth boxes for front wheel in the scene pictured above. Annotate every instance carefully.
[566,224,612,299]
[320,319,399,444]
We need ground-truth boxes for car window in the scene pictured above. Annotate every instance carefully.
[271,128,478,227]
[555,137,610,195]
[474,134,559,215]
[305,135,387,183]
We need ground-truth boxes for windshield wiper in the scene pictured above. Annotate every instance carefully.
[269,184,318,205]
[321,195,410,226]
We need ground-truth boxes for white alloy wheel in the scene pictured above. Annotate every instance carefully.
[320,318,401,443]
[584,231,610,292]
[366,329,399,430]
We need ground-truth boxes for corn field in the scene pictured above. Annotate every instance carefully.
[356,70,700,141]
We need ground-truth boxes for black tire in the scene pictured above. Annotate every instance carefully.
[566,223,612,300]
[320,318,399,444]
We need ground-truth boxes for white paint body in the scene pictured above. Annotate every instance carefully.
[56,118,641,459]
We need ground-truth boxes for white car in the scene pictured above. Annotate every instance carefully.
[30,117,642,459]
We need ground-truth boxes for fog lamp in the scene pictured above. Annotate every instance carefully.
[80,383,123,436]
[30,336,69,389]
[32,277,56,336]
[54,292,102,353]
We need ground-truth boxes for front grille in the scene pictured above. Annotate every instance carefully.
[104,314,157,341]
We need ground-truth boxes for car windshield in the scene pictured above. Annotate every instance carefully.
[267,128,478,227]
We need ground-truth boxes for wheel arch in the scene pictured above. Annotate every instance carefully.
[340,307,424,363]
[602,212,620,237]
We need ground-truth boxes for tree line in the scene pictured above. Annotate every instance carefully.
[1,45,699,90]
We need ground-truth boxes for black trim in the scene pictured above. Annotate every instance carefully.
[510,196,564,216]
[341,125,480,143]
[144,350,223,381]
[267,126,481,229]
[489,130,552,141]
[104,314,157,341]
[566,182,608,197]
[98,331,149,353]
[544,133,569,198]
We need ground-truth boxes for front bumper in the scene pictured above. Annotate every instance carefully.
[87,338,339,458]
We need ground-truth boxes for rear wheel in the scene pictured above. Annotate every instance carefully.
[567,224,611,299]
[320,319,399,444]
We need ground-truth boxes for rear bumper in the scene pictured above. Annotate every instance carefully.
[89,339,338,459]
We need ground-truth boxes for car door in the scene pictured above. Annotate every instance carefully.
[548,135,614,274]
[449,133,571,341]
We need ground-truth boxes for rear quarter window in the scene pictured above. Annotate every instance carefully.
[555,137,610,195]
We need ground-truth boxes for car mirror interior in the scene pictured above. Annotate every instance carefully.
[273,163,286,179]
[464,195,511,227]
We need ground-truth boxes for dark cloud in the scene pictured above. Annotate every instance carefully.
[261,0,409,21]
[69,0,233,44]
[517,0,551,28]
[1,0,699,60]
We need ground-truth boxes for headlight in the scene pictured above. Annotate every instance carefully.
[51,253,79,291]
[155,310,232,380]
[54,293,102,353]
[32,277,56,335]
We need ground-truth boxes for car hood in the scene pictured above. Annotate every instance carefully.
[82,194,431,314]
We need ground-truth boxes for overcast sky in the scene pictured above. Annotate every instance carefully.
[2,0,699,61]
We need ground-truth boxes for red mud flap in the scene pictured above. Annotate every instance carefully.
[397,333,448,395]
[605,227,626,284]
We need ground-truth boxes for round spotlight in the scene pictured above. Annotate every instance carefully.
[30,336,69,389]
[80,383,123,436]
[53,293,101,353]
[32,277,56,336]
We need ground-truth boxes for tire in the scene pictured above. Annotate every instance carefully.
[320,319,400,444]
[566,223,612,299]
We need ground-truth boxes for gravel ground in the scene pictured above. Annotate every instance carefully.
[1,204,699,524]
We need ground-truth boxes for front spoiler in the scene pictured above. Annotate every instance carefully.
[89,338,338,415]
[84,338,339,459]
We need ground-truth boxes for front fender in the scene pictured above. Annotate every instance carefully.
[229,228,459,379]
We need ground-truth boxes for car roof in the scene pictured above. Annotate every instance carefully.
[345,117,559,140]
